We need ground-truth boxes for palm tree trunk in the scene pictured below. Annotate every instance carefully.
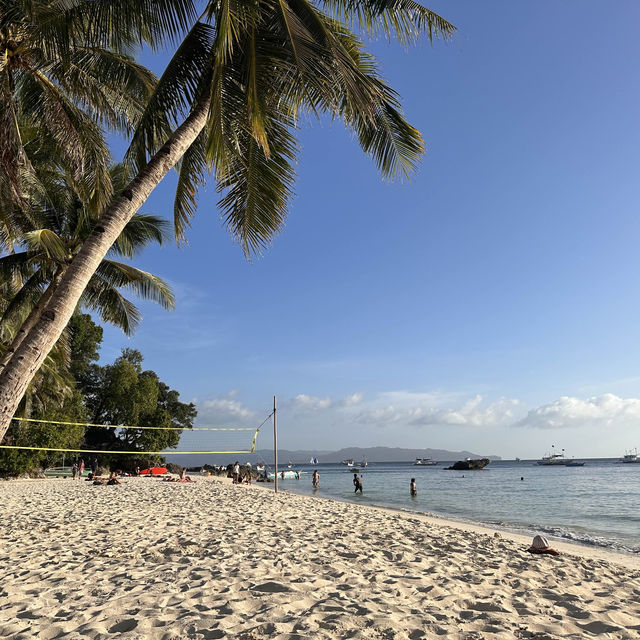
[0,96,211,442]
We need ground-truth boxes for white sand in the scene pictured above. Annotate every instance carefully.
[1,477,639,639]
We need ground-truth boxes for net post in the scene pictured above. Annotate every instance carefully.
[273,395,278,494]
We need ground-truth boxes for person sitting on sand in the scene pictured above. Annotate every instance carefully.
[527,535,560,556]
[107,471,121,485]
[178,468,194,483]
[410,478,417,496]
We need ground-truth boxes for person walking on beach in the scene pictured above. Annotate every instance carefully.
[233,461,240,484]
[91,458,98,475]
[410,478,417,497]
[78,459,85,477]
[72,462,78,479]
[312,470,319,488]
[354,475,363,494]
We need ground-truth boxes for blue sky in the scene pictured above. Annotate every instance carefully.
[100,0,640,458]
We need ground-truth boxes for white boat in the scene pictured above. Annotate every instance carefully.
[537,447,569,466]
[341,459,354,467]
[413,458,438,466]
[621,448,640,463]
[268,470,301,479]
[256,463,265,471]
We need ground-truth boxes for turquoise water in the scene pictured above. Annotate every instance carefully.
[274,459,639,554]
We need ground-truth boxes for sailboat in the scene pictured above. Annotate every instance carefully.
[309,457,319,465]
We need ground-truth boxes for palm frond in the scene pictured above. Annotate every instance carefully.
[125,20,215,172]
[94,260,175,311]
[320,0,456,45]
[174,130,208,242]
[49,48,158,134]
[110,213,169,258]
[81,283,141,336]
[21,230,69,262]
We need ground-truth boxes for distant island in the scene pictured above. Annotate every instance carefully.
[167,446,501,467]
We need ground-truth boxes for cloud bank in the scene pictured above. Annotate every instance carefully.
[514,393,640,429]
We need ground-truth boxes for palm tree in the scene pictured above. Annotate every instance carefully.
[0,0,455,440]
[0,0,187,224]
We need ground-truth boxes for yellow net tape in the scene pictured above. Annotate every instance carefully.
[0,445,255,455]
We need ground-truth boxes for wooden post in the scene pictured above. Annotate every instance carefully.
[273,395,278,494]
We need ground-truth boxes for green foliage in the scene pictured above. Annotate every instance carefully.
[68,313,104,382]
[0,390,86,477]
[0,315,196,476]
[81,347,196,471]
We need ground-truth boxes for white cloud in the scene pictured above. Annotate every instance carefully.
[353,393,518,428]
[341,393,364,407]
[198,395,256,424]
[514,393,640,429]
[291,394,332,412]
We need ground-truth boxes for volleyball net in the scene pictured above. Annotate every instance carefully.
[0,412,271,457]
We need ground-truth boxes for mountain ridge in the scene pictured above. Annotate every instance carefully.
[167,446,501,467]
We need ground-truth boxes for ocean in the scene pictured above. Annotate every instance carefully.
[271,459,639,555]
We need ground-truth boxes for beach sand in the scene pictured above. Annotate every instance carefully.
[1,477,638,639]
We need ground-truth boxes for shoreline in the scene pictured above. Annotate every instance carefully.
[2,477,639,639]
[254,479,640,570]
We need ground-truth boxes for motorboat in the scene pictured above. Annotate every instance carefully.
[621,448,640,463]
[268,469,301,479]
[537,447,569,466]
[360,460,368,467]
[413,458,438,466]
[341,459,354,467]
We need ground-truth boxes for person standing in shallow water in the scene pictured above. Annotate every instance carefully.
[410,478,417,497]
[354,475,363,494]
[312,470,319,488]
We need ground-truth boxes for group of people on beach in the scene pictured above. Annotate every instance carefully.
[164,468,195,483]
[71,458,99,479]
[232,461,252,485]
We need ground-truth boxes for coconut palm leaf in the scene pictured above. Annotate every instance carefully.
[81,283,141,336]
[49,48,157,134]
[173,130,208,242]
[110,214,169,258]
[125,20,215,172]
[94,260,175,311]
[321,0,455,44]
[21,230,69,262]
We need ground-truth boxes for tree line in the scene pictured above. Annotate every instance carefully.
[0,313,195,476]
